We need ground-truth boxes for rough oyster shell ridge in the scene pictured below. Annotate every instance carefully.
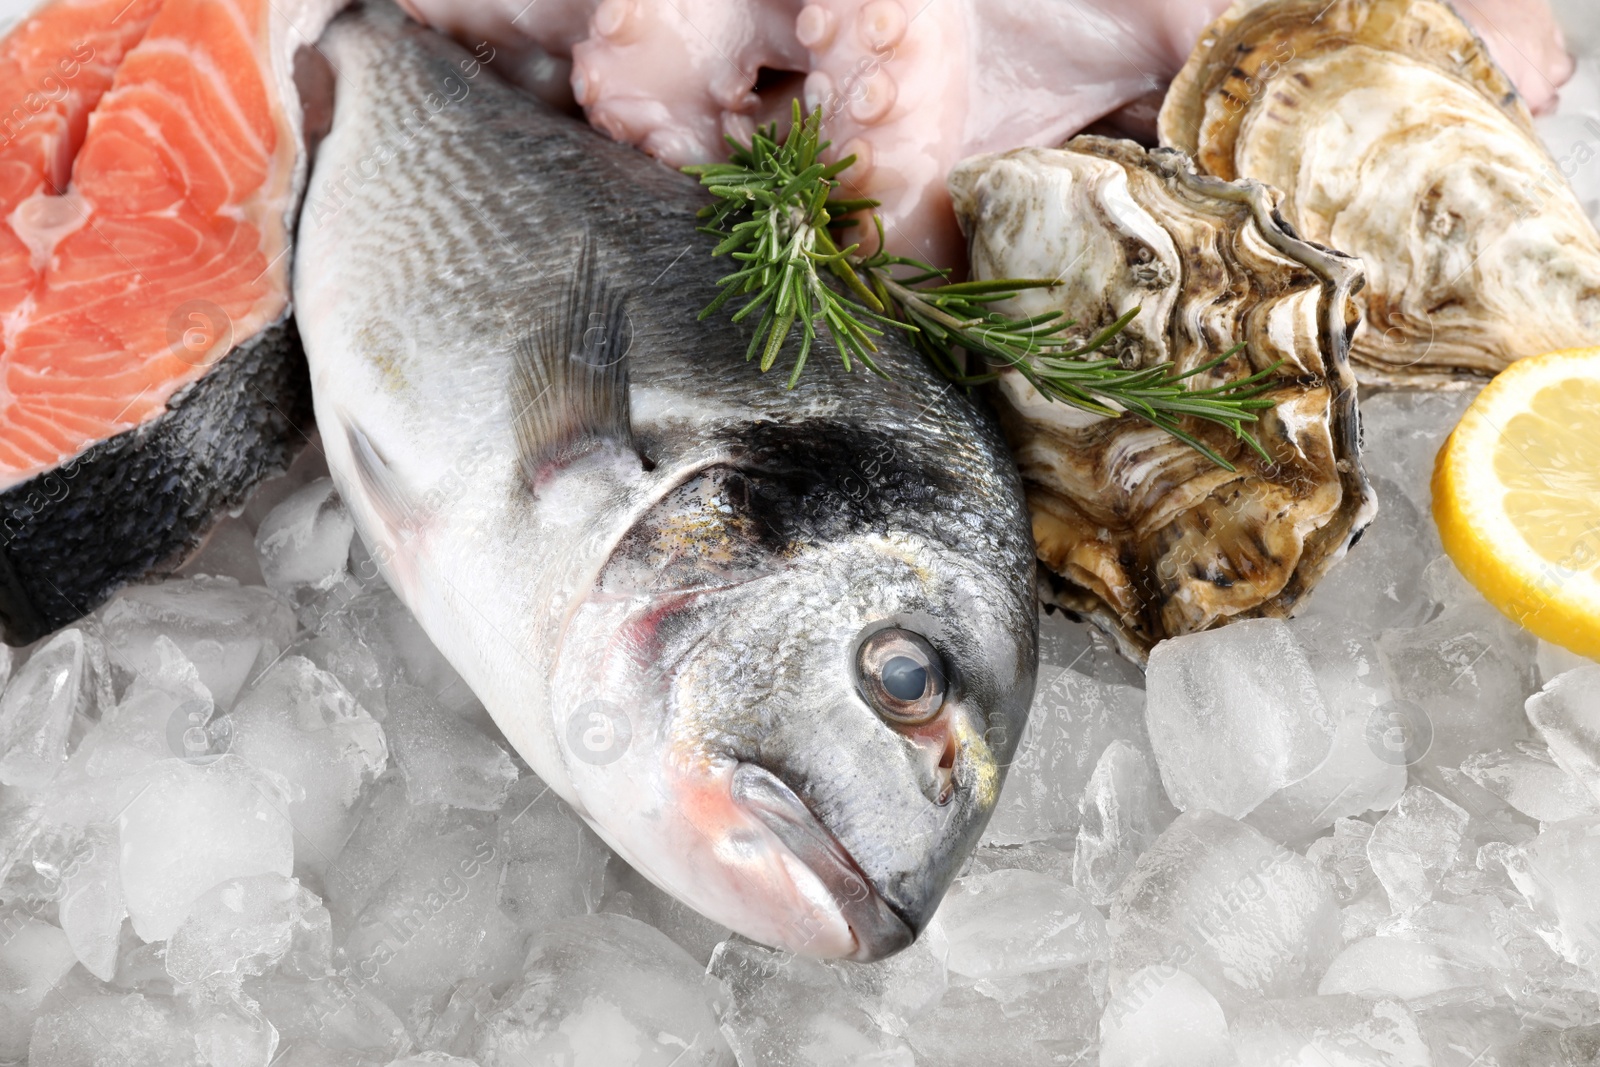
[1158,0,1600,387]
[949,136,1375,661]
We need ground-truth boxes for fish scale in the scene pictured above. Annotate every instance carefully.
[296,0,1037,960]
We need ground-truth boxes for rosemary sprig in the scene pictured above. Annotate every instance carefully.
[684,101,1280,469]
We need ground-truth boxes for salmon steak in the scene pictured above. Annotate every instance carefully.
[0,0,339,644]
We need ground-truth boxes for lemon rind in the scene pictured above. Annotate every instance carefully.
[1433,347,1600,659]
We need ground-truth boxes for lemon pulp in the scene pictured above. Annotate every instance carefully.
[1433,349,1600,659]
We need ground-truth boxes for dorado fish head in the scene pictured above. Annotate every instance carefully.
[294,8,1036,962]
[553,426,1037,961]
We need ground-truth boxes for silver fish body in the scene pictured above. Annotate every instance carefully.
[295,2,1037,960]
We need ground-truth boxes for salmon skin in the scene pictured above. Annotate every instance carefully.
[0,0,342,644]
[298,3,1038,960]
[0,321,308,642]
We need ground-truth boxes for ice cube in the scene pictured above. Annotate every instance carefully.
[291,617,390,720]
[907,972,1099,1067]
[385,686,515,812]
[1432,766,1536,855]
[55,822,126,980]
[117,754,296,941]
[27,989,200,1067]
[1290,614,1395,720]
[1377,559,1536,776]
[220,656,386,877]
[1317,936,1481,1000]
[474,914,733,1067]
[1460,861,1585,1016]
[321,585,475,715]
[1502,1024,1600,1067]
[1299,476,1434,632]
[322,775,452,927]
[1377,900,1513,978]
[1109,809,1341,1012]
[108,940,170,995]
[1338,889,1393,946]
[97,577,296,710]
[0,918,77,1061]
[412,978,495,1058]
[341,821,521,1017]
[1366,785,1470,914]
[710,939,913,1066]
[1461,746,1599,823]
[241,439,331,529]
[1247,740,1375,847]
[273,1040,393,1066]
[0,628,108,789]
[166,873,326,987]
[1526,665,1600,805]
[1356,388,1481,512]
[1146,618,1337,819]
[600,864,726,967]
[984,666,1148,843]
[1305,818,1380,904]
[1537,640,1594,687]
[177,514,267,586]
[1231,994,1431,1066]
[495,776,611,945]
[193,998,279,1067]
[966,841,1076,887]
[1496,815,1600,976]
[1250,616,1407,841]
[54,634,219,788]
[247,971,410,1062]
[385,1056,481,1066]
[1037,608,1145,689]
[1073,739,1173,905]
[824,936,947,1040]
[925,868,1106,981]
[0,785,40,887]
[256,478,357,592]
[1412,1001,1526,1067]
[1098,966,1234,1067]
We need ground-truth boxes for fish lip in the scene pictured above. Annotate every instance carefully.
[729,763,914,962]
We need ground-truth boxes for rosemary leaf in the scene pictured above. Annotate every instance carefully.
[685,101,1279,470]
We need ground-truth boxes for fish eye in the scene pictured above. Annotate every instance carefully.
[857,628,947,726]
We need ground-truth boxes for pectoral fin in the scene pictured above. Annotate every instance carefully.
[511,233,638,487]
[341,411,415,537]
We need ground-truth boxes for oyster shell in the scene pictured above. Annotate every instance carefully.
[1159,0,1600,387]
[948,136,1374,661]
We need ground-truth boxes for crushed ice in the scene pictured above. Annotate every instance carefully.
[3,2,1600,1057]
[3,390,1599,1067]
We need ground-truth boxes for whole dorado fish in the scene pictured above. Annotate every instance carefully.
[295,2,1037,960]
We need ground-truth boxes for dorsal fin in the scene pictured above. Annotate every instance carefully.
[511,233,636,487]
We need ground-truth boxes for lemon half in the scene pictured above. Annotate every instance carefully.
[1433,348,1600,659]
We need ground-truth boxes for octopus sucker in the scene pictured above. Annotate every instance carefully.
[1159,0,1600,387]
[950,137,1374,661]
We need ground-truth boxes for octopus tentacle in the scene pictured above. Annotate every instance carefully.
[398,0,1576,268]
[571,0,810,165]
[796,0,969,266]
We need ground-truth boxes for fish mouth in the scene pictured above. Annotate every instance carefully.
[729,763,914,962]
